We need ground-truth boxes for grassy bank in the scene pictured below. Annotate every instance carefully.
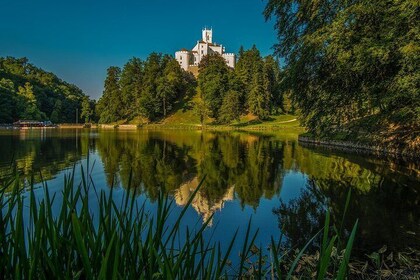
[98,112,306,133]
[1,164,359,279]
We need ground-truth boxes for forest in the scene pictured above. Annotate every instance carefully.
[0,57,92,123]
[96,46,287,124]
[96,54,196,123]
[198,46,284,123]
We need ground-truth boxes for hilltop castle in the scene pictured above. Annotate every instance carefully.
[175,28,236,74]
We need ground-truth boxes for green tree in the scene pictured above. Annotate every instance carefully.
[264,0,420,133]
[0,78,15,122]
[138,53,163,120]
[17,82,44,120]
[50,100,62,123]
[120,58,143,120]
[197,54,230,121]
[235,45,263,109]
[248,63,270,120]
[219,90,241,124]
[193,97,210,126]
[80,97,92,123]
[264,55,282,113]
[96,66,122,123]
[157,58,183,117]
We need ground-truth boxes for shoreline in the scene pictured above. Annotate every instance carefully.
[298,135,420,162]
[0,124,303,131]
[3,125,417,162]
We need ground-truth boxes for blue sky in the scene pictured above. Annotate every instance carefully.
[0,0,277,99]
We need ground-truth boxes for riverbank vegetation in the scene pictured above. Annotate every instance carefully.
[0,57,92,124]
[264,0,419,150]
[1,163,361,279]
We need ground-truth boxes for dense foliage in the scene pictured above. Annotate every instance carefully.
[0,57,88,123]
[96,54,195,123]
[97,47,283,124]
[198,47,283,123]
[264,0,420,134]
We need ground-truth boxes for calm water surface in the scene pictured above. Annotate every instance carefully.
[0,129,419,257]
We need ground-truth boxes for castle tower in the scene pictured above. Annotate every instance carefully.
[202,28,213,43]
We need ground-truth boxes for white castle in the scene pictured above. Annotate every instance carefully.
[175,28,236,73]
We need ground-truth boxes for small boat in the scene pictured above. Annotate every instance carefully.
[13,120,58,129]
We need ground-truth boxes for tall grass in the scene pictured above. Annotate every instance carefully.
[0,163,358,279]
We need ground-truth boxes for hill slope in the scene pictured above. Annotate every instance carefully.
[0,57,87,123]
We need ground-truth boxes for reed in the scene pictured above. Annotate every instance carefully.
[0,163,357,279]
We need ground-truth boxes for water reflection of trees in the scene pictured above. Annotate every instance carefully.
[95,131,285,207]
[0,130,91,185]
[96,131,197,200]
[2,129,418,251]
[273,181,327,250]
[93,129,420,243]
[274,173,420,255]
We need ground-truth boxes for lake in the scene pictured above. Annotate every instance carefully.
[0,128,419,259]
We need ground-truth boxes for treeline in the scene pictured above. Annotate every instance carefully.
[197,45,283,123]
[264,0,419,134]
[0,57,91,123]
[96,54,196,123]
[97,47,286,124]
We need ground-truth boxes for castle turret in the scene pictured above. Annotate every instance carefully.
[175,50,191,71]
[202,28,213,43]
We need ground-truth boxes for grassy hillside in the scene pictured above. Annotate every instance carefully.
[126,94,303,131]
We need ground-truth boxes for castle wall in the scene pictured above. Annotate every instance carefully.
[175,51,190,71]
[209,45,222,55]
[192,53,200,66]
[222,53,236,68]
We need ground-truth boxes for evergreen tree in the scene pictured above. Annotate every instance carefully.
[120,58,143,120]
[227,70,245,108]
[138,53,163,120]
[96,66,122,123]
[158,58,183,117]
[235,45,264,110]
[239,45,244,58]
[264,55,282,113]
[197,54,230,121]
[96,53,189,123]
[219,90,241,124]
[248,63,269,120]
[193,97,210,126]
